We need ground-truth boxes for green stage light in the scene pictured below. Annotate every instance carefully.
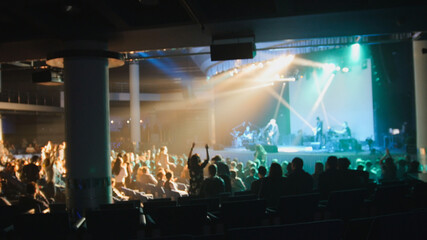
[351,43,360,62]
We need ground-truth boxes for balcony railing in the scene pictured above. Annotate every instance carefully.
[0,90,61,107]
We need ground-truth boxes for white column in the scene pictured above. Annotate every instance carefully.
[129,62,141,153]
[63,41,112,211]
[413,40,427,170]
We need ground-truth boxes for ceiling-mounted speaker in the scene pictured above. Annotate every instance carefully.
[210,42,256,61]
[32,70,63,86]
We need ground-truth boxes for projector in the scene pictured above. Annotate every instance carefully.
[32,70,63,86]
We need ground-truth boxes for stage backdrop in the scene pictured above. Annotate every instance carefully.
[289,58,374,141]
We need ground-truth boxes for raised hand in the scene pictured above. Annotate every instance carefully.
[205,144,209,149]
[191,142,196,148]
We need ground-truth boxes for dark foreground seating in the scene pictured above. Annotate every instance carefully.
[149,205,209,236]
[219,199,266,228]
[14,212,71,239]
[325,188,366,219]
[228,219,344,240]
[85,208,141,240]
[277,192,320,223]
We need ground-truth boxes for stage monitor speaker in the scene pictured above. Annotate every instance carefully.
[210,42,256,61]
[263,145,278,153]
[311,142,321,150]
[245,144,278,153]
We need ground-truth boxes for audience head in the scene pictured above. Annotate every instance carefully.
[281,161,289,174]
[112,157,123,175]
[31,155,39,163]
[189,154,201,168]
[156,171,165,181]
[365,160,373,169]
[314,162,324,174]
[212,155,223,162]
[208,164,218,177]
[338,157,351,170]
[326,156,338,170]
[230,161,237,170]
[237,162,243,171]
[291,157,304,171]
[160,146,168,154]
[357,165,364,171]
[408,161,420,173]
[258,166,267,178]
[268,162,283,178]
[249,167,256,176]
[165,170,173,180]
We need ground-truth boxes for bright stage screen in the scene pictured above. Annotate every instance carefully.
[288,59,374,141]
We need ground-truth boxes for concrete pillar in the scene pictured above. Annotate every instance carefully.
[47,40,123,212]
[413,40,427,171]
[129,62,141,153]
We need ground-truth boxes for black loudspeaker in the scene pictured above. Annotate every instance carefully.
[263,145,278,153]
[32,70,52,83]
[32,70,63,86]
[245,144,278,153]
[210,42,256,61]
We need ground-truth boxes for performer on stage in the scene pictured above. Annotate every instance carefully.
[242,126,254,141]
[335,121,351,138]
[263,119,279,145]
[315,116,323,143]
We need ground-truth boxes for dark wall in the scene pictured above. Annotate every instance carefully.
[370,42,416,148]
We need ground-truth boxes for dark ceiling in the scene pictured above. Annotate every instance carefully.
[0,0,424,43]
[0,0,426,98]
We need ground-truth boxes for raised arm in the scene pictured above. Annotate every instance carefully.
[188,142,195,160]
[205,144,210,161]
[201,144,210,168]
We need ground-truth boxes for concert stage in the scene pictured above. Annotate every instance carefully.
[200,146,406,174]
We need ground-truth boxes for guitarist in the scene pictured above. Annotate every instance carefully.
[263,119,279,145]
[315,116,323,144]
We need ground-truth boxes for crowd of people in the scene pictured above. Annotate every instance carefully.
[0,139,424,211]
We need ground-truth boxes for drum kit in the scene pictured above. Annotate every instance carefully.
[324,127,355,151]
[230,122,267,148]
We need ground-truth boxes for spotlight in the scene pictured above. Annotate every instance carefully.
[140,120,143,123]
[110,120,114,124]
[342,67,349,73]
[351,43,361,62]
[323,63,336,72]
[126,120,130,124]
